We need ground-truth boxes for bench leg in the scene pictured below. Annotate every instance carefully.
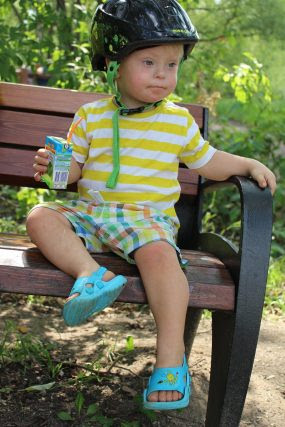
[205,310,260,427]
[184,307,203,360]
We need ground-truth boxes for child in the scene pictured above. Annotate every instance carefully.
[27,0,276,411]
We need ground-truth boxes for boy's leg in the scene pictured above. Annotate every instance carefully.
[27,206,127,327]
[26,207,115,282]
[134,241,189,403]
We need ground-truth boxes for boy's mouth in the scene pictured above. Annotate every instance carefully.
[149,86,167,90]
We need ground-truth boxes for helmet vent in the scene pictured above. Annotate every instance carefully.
[165,6,178,16]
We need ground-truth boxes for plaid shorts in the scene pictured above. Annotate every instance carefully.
[30,200,181,264]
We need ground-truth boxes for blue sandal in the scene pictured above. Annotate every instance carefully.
[143,355,191,411]
[63,267,127,326]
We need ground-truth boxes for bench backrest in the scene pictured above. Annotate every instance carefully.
[0,82,209,248]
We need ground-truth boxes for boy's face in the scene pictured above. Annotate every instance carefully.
[116,44,184,109]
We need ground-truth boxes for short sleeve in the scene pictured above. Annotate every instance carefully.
[68,106,89,164]
[179,113,216,169]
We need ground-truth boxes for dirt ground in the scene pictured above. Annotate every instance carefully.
[0,296,284,426]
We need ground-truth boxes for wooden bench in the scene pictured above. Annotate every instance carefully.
[0,82,273,426]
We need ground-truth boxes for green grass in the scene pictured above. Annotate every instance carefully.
[264,256,285,317]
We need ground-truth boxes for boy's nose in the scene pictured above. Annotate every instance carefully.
[154,66,166,79]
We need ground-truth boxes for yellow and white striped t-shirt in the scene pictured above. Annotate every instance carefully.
[70,97,216,225]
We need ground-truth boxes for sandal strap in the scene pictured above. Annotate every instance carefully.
[68,276,89,296]
[146,356,189,397]
[69,267,108,296]
[88,267,107,289]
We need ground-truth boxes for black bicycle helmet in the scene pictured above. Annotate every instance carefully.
[91,0,199,71]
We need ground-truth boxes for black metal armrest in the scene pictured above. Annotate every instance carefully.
[198,174,273,301]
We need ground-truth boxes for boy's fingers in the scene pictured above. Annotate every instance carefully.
[263,170,277,195]
[255,173,267,187]
[34,172,42,182]
[35,154,49,166]
[266,174,277,195]
[33,163,48,173]
[256,172,276,195]
[37,148,49,157]
[33,149,49,181]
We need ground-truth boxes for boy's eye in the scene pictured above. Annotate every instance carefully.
[169,62,177,68]
[143,59,154,66]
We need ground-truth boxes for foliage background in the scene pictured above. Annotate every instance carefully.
[0,0,284,312]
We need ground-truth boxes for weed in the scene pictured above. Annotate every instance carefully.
[134,395,157,422]
[0,320,63,378]
[57,392,115,425]
[125,336,135,352]
[57,391,144,425]
[0,323,149,426]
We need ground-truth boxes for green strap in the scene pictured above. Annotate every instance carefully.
[106,61,120,97]
[105,60,163,189]
[106,105,122,189]
[106,61,125,189]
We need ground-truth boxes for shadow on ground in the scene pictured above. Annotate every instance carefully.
[0,295,284,426]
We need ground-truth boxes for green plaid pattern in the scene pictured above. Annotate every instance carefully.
[30,201,181,264]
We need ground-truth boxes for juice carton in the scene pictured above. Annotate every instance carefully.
[41,136,73,189]
[41,117,82,190]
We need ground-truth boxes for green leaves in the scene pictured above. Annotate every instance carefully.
[23,382,55,392]
[57,411,74,421]
[56,397,115,425]
[125,336,134,352]
[214,52,272,104]
[86,403,99,416]
[0,0,98,90]
[75,391,85,415]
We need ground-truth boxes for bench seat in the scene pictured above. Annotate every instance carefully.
[0,234,235,310]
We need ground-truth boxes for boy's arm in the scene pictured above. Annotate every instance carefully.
[195,150,276,194]
[33,149,82,184]
[67,156,83,183]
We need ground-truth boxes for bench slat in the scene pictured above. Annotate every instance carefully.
[0,146,43,187]
[0,248,232,285]
[0,146,199,195]
[0,264,234,310]
[0,82,205,129]
[0,234,225,268]
[0,245,234,310]
[0,83,106,116]
[0,110,71,147]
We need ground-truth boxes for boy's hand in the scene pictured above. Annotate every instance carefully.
[249,159,276,195]
[196,151,277,195]
[33,148,50,182]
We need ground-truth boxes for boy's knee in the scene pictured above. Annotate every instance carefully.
[26,207,46,236]
[27,207,43,227]
[134,240,177,266]
[26,207,66,237]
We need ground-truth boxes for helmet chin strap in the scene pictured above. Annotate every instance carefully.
[106,60,161,189]
[106,61,122,189]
